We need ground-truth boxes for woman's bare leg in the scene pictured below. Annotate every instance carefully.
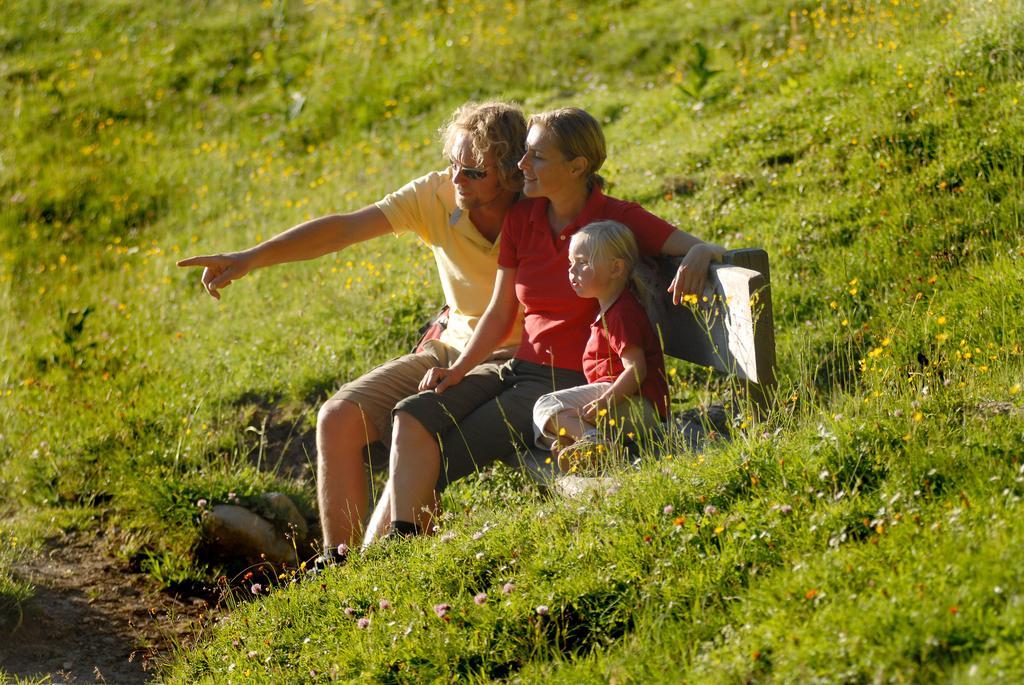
[388,410,441,531]
[362,484,392,548]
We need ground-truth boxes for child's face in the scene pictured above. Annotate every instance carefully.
[568,245,619,300]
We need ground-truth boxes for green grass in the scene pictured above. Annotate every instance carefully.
[2,0,1023,680]
[0,527,32,634]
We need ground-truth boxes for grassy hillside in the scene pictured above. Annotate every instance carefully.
[2,0,1023,681]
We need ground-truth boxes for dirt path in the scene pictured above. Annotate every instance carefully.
[2,530,216,684]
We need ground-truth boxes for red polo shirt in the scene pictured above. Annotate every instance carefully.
[498,186,675,371]
[583,288,670,419]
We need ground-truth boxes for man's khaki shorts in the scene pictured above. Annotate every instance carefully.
[328,340,457,450]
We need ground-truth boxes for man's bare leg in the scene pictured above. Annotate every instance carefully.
[316,398,379,550]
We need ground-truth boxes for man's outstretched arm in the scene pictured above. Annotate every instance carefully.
[176,205,393,299]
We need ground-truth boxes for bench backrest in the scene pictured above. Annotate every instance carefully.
[642,248,777,414]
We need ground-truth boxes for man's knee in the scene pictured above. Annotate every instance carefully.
[318,398,378,445]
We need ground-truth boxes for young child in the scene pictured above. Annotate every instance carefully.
[532,220,669,472]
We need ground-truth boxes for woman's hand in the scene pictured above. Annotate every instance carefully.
[419,366,466,394]
[668,242,714,305]
[177,251,254,300]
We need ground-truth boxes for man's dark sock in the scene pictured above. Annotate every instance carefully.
[323,546,348,564]
[387,520,419,538]
[310,544,349,573]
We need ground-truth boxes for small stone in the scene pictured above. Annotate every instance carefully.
[553,475,614,499]
[258,492,309,540]
[203,505,295,563]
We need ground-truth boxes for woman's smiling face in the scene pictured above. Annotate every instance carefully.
[517,125,584,198]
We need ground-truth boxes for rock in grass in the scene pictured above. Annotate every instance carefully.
[554,475,616,499]
[202,504,295,563]
[257,492,308,541]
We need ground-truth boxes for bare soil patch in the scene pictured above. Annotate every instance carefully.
[2,530,216,684]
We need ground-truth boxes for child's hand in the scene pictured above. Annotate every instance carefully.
[582,397,609,423]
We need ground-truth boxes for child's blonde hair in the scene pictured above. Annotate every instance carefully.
[570,219,638,274]
[569,220,652,302]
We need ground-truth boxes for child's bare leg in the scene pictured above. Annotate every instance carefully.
[550,410,602,472]
[547,410,592,447]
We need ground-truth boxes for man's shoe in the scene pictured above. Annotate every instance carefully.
[556,436,618,475]
[300,544,349,581]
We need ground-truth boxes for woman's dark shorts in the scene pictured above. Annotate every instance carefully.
[393,359,586,489]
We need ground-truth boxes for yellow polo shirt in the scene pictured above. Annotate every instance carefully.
[375,169,523,354]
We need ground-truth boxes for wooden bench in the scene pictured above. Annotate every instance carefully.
[650,247,777,417]
[516,247,777,481]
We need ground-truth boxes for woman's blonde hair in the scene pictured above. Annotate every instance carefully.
[528,107,606,190]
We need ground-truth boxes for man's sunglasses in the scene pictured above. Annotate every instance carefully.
[449,160,490,181]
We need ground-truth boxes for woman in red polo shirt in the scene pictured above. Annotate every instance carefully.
[369,107,724,540]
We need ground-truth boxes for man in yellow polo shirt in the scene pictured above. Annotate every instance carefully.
[178,102,527,562]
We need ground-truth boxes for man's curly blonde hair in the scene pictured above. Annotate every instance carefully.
[441,101,527,192]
